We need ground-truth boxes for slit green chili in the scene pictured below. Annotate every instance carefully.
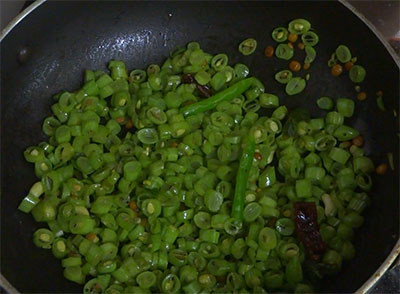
[181,77,262,116]
[231,135,256,220]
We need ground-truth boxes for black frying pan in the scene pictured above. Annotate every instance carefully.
[1,1,399,293]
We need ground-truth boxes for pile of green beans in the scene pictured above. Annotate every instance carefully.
[271,19,320,95]
[328,45,366,83]
[19,41,374,294]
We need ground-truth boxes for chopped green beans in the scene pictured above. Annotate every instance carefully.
[285,77,306,95]
[137,271,157,289]
[33,228,54,249]
[336,98,355,118]
[234,63,250,80]
[288,19,311,34]
[349,65,366,83]
[305,45,317,63]
[137,128,159,144]
[336,45,352,63]
[272,27,289,42]
[333,125,360,141]
[238,38,257,56]
[275,70,293,84]
[204,190,223,212]
[329,147,351,165]
[211,53,228,71]
[195,70,211,85]
[275,44,294,60]
[19,39,374,294]
[301,31,319,47]
[377,95,385,111]
[260,93,280,109]
[317,97,334,110]
[328,53,338,67]
[258,227,277,250]
[146,107,167,124]
[147,64,160,76]
[275,218,295,236]
[243,202,262,222]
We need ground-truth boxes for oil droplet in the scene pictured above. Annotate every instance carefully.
[17,47,31,64]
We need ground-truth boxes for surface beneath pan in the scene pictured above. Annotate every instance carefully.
[1,1,399,293]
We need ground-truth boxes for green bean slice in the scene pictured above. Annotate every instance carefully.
[285,77,306,95]
[305,45,317,63]
[129,69,146,83]
[317,97,334,110]
[349,65,366,83]
[336,45,352,63]
[275,44,294,60]
[271,27,288,42]
[288,19,311,34]
[301,31,319,47]
[137,128,159,144]
[238,38,257,56]
[211,54,229,71]
[275,70,293,84]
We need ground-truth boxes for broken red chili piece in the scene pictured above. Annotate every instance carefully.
[254,152,262,161]
[196,84,211,98]
[181,73,195,84]
[293,202,326,261]
[181,73,211,98]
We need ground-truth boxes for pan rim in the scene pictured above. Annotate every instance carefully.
[0,0,399,70]
[0,0,46,42]
[338,0,400,68]
[337,2,400,293]
[0,0,399,293]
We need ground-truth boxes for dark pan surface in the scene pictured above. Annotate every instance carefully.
[1,1,399,293]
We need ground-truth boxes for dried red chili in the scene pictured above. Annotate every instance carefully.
[253,152,262,161]
[293,202,326,261]
[196,84,212,98]
[181,73,195,84]
[181,73,211,97]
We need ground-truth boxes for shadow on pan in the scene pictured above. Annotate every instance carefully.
[1,1,399,293]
